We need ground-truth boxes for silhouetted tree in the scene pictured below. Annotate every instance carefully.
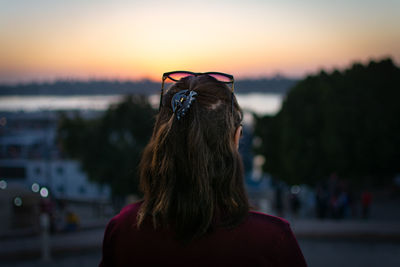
[254,58,400,186]
[57,95,156,197]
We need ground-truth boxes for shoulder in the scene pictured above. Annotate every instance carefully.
[105,201,142,233]
[243,210,291,237]
[116,201,142,220]
[243,212,307,266]
[248,210,289,227]
[100,202,144,266]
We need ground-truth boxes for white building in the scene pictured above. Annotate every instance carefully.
[0,111,110,201]
[0,111,111,236]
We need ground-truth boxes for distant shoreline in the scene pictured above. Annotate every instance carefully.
[0,78,297,96]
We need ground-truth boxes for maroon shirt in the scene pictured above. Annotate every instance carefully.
[99,202,307,266]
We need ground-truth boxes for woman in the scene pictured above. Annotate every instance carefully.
[99,72,307,266]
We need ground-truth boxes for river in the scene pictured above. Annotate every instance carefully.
[0,93,283,115]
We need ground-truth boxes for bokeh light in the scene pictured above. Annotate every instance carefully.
[40,187,49,198]
[31,183,40,193]
[0,180,7,190]
[291,185,301,194]
[13,197,22,207]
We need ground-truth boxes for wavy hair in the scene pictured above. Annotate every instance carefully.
[137,75,249,241]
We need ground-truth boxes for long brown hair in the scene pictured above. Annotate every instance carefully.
[137,75,249,241]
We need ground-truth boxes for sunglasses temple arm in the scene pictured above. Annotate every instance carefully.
[231,81,235,113]
[159,79,166,111]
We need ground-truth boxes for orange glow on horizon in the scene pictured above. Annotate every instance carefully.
[0,0,399,84]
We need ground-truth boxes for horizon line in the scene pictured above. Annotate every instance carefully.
[2,56,396,86]
[0,74,302,87]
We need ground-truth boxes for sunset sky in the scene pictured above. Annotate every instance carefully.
[0,0,399,84]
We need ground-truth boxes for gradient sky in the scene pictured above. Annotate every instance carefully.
[0,0,399,84]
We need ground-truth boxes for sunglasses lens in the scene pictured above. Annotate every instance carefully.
[168,72,195,81]
[207,73,232,83]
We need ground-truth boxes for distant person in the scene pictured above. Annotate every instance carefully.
[361,190,372,219]
[99,72,307,266]
[65,211,80,232]
[40,197,57,234]
[347,190,357,218]
[290,193,301,218]
[315,184,328,219]
[337,191,349,219]
[275,184,284,217]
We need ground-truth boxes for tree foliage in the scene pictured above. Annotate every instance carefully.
[254,58,400,186]
[57,95,156,197]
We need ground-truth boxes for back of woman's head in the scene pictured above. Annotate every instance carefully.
[138,75,249,241]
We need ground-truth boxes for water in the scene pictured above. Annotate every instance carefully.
[0,93,283,115]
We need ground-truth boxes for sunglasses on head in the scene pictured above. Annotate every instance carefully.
[159,71,235,112]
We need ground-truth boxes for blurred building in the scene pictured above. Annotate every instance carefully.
[0,111,110,236]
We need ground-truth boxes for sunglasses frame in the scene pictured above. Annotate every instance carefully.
[159,71,235,112]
